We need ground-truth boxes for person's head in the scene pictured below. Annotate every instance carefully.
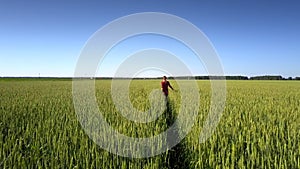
[163,76,167,80]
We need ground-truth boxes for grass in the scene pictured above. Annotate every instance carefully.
[0,79,299,168]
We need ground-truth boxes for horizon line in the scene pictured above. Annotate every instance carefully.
[1,74,299,79]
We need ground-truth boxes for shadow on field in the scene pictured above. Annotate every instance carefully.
[165,98,191,169]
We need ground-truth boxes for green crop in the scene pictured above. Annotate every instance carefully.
[0,79,299,168]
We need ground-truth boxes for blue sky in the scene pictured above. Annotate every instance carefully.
[0,0,299,77]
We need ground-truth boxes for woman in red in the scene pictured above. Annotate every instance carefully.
[161,76,174,97]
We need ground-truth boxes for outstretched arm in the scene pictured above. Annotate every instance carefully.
[168,82,174,90]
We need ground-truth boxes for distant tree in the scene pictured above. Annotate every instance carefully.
[250,75,283,80]
[195,76,209,80]
[225,76,248,80]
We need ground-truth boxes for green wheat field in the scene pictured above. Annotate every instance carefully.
[0,79,299,168]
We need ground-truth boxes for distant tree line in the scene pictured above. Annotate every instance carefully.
[249,75,283,80]
[196,76,248,80]
[169,75,300,80]
[1,76,300,80]
[249,75,300,80]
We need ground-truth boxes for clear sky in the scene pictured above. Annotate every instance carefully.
[1,0,299,78]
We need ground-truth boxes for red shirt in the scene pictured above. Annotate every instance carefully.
[161,80,173,96]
